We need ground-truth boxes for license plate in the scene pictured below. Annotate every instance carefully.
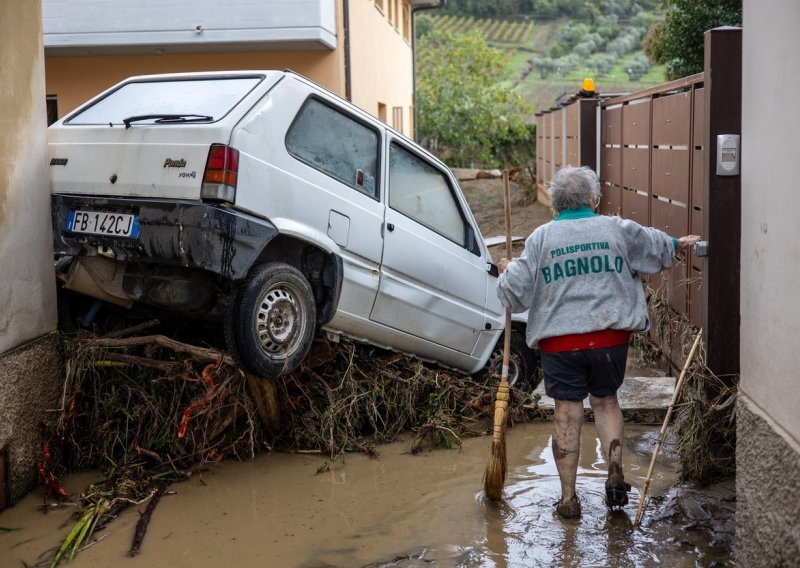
[66,210,140,238]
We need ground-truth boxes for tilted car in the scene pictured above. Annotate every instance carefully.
[49,70,538,385]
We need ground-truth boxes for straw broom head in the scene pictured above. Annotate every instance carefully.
[483,372,510,501]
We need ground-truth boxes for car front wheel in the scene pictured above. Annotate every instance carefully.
[225,262,316,377]
[486,328,541,391]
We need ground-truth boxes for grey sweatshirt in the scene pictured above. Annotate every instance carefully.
[497,207,678,348]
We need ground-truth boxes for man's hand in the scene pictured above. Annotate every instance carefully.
[677,235,701,253]
[498,257,513,274]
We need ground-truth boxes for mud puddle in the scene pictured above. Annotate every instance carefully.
[0,421,731,567]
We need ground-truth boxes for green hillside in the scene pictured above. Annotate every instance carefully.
[423,9,666,116]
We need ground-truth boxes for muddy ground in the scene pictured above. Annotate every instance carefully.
[0,422,733,567]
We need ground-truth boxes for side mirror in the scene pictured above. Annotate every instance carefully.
[487,262,499,277]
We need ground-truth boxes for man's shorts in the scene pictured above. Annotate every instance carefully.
[540,344,628,401]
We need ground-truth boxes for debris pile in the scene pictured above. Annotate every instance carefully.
[37,332,534,565]
[644,288,737,483]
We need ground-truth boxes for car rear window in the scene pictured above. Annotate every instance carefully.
[64,76,264,125]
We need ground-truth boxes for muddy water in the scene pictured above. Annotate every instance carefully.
[0,422,730,568]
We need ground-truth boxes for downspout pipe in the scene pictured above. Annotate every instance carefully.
[410,0,446,141]
[343,0,352,101]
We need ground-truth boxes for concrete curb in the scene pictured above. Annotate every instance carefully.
[530,375,677,424]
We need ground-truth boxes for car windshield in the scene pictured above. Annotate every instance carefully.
[64,76,264,125]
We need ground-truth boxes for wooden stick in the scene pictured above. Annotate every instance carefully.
[100,318,161,339]
[101,352,178,373]
[82,335,233,365]
[129,484,167,557]
[633,329,703,527]
[483,169,513,502]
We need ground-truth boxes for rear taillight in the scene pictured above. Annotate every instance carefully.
[201,144,239,203]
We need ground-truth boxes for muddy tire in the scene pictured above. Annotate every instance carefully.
[486,328,541,391]
[225,262,316,377]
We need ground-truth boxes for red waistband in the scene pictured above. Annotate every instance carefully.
[539,329,631,352]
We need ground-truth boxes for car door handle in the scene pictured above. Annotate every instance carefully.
[386,223,395,232]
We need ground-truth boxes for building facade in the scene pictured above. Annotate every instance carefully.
[737,0,800,563]
[42,0,442,137]
[0,1,61,509]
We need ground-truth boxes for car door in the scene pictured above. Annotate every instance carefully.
[369,137,492,354]
[273,92,386,326]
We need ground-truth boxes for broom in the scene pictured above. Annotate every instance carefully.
[483,169,513,502]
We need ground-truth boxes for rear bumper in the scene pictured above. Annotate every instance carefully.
[52,195,278,281]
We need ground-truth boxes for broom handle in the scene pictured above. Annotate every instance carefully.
[501,170,512,380]
[633,329,703,527]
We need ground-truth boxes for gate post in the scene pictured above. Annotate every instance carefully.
[703,27,742,378]
[578,98,597,172]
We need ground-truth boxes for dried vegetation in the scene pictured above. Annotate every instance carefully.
[644,286,737,483]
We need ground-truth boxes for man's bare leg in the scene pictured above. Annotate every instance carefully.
[553,399,585,511]
[590,393,630,507]
[589,393,624,464]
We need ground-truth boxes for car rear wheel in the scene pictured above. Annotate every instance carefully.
[225,262,316,377]
[486,328,541,391]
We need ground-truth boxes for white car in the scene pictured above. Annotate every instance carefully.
[50,70,538,385]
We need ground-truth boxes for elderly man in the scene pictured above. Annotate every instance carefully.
[497,165,699,519]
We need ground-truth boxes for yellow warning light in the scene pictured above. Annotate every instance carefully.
[581,77,596,94]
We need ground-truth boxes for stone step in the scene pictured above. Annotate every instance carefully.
[529,376,677,424]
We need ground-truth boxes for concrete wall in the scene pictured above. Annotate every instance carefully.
[0,1,61,505]
[738,0,800,563]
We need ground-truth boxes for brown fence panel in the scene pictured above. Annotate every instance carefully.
[622,147,649,191]
[536,113,545,187]
[553,108,564,171]
[651,149,690,203]
[652,91,692,147]
[536,100,597,205]
[543,113,551,168]
[601,105,622,145]
[622,188,649,227]
[600,103,622,216]
[622,100,650,146]
[687,86,706,328]
[650,90,692,318]
[566,101,580,166]
[599,73,704,366]
[600,147,622,215]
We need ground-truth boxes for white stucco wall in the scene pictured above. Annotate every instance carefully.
[0,2,58,354]
[0,0,62,505]
[740,0,800,442]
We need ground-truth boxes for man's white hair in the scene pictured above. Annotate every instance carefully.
[548,165,602,212]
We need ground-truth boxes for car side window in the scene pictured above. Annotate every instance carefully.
[388,142,467,247]
[286,97,379,198]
